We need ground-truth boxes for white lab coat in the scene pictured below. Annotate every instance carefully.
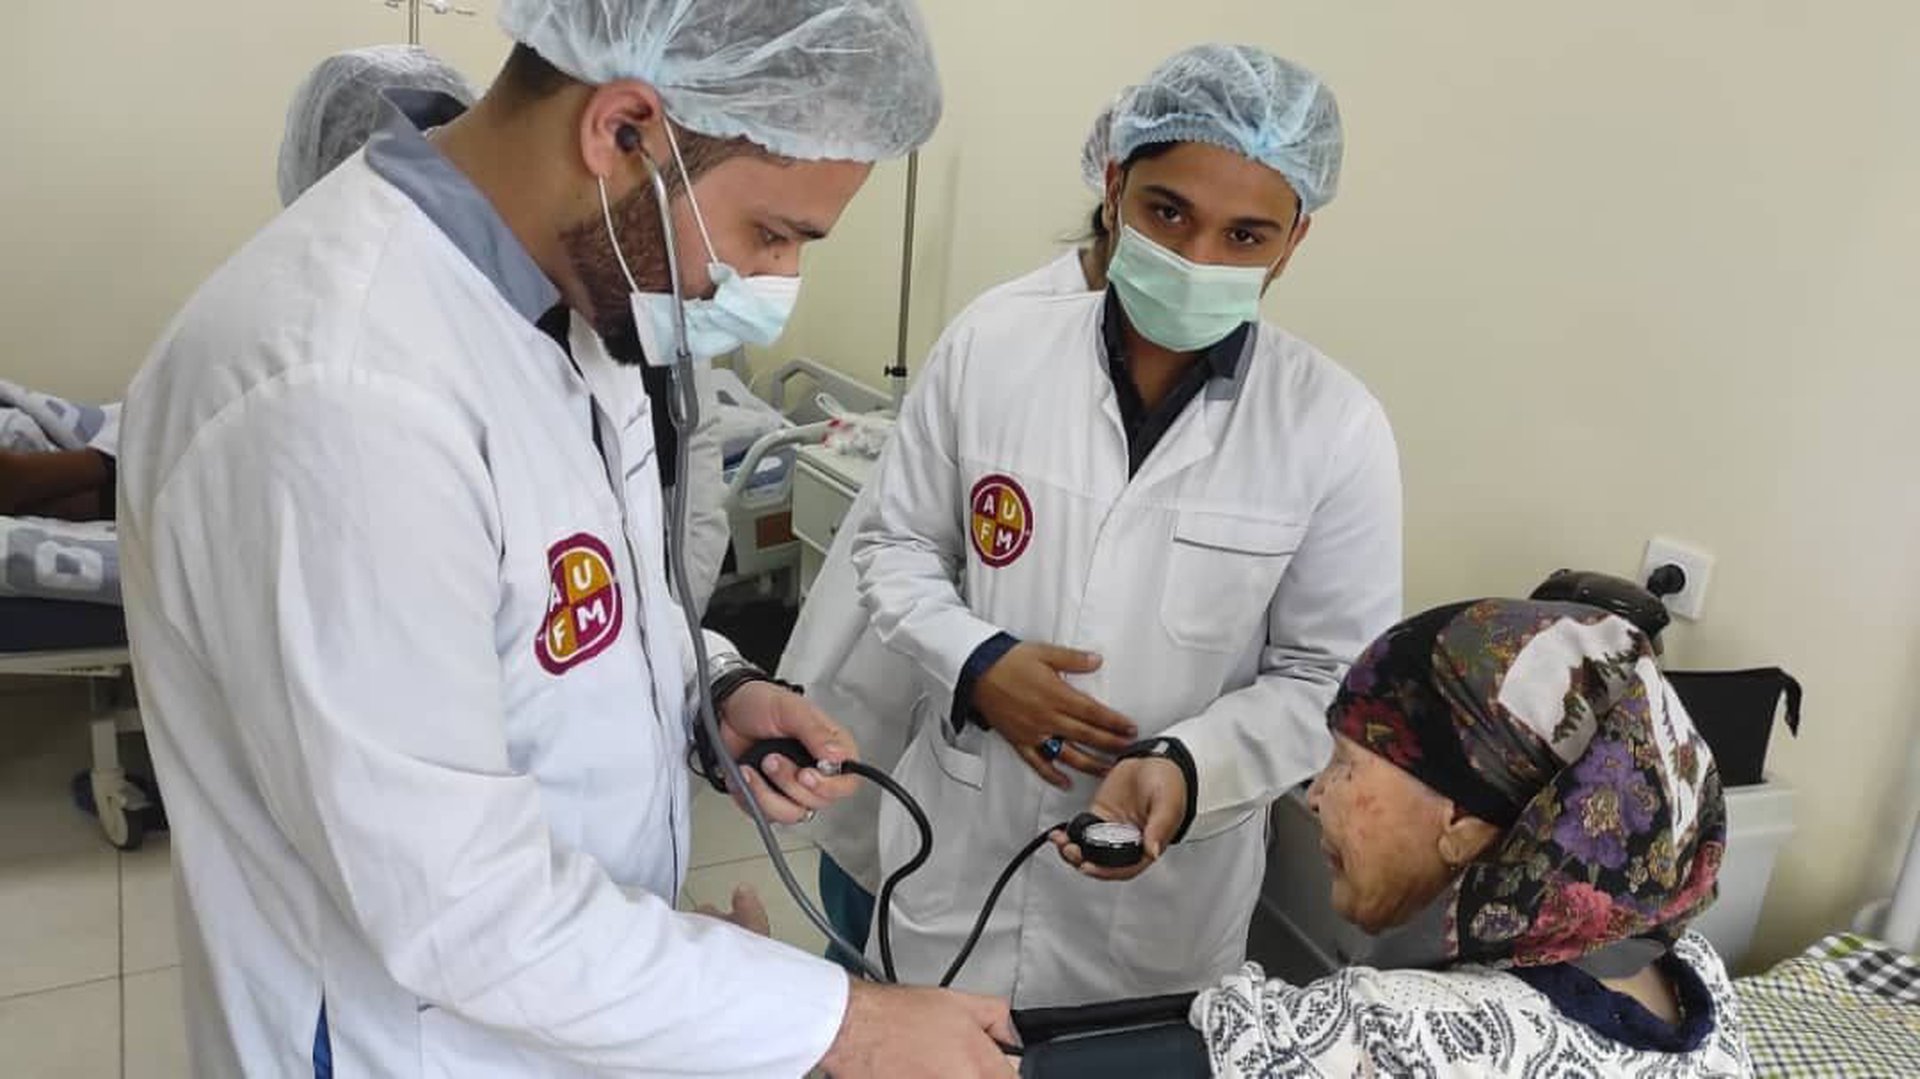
[569,320,730,614]
[117,153,845,1077]
[851,289,1402,1007]
[781,250,1094,891]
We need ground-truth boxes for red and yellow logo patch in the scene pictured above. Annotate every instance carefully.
[536,533,624,675]
[969,474,1033,568]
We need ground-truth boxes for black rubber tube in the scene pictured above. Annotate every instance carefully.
[939,826,1064,989]
[843,760,932,982]
[835,754,1076,991]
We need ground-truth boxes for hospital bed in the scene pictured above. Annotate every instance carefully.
[0,357,890,857]
[1719,730,1920,1075]
[712,354,892,604]
[0,597,157,850]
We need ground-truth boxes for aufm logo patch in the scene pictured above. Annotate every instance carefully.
[536,532,623,675]
[969,474,1033,568]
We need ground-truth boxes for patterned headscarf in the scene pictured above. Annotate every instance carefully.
[1329,599,1726,972]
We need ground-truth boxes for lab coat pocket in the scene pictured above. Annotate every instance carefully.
[931,712,989,790]
[878,700,988,928]
[1160,513,1305,654]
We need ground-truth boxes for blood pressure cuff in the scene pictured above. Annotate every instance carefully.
[1017,1024,1210,1078]
[1013,994,1210,1079]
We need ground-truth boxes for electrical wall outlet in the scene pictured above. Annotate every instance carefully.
[1641,537,1714,621]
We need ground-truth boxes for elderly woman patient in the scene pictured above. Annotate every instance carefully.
[1195,599,1752,1077]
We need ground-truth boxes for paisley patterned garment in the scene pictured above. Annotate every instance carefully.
[1327,600,1726,971]
[1195,933,1753,1078]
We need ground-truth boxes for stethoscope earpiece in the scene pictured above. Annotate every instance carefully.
[616,124,641,154]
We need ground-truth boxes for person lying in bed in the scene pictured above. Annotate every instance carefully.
[0,447,114,521]
[0,394,118,521]
[1193,598,1754,1077]
[0,47,475,526]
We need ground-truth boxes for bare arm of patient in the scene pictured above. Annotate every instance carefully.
[0,449,112,520]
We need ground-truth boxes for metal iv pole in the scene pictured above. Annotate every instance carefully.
[888,151,919,411]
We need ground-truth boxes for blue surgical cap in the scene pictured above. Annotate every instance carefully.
[498,0,942,163]
[1080,92,1128,193]
[278,46,476,207]
[1111,44,1343,215]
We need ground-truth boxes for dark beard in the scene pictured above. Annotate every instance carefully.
[560,182,671,345]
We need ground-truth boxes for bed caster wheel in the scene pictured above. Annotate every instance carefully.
[73,770,162,852]
[101,801,146,852]
[92,773,146,851]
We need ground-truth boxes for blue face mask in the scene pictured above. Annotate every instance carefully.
[1106,213,1275,353]
[600,124,802,365]
[628,262,801,364]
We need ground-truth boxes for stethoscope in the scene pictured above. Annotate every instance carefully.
[626,130,1145,996]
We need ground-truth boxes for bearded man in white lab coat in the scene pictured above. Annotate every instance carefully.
[115,3,1019,1077]
[852,44,1404,1007]
[281,45,736,618]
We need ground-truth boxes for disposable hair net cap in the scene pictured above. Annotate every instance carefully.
[498,0,942,163]
[1080,92,1128,193]
[1111,44,1343,215]
[278,45,477,207]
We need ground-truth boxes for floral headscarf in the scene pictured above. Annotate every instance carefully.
[1329,599,1726,972]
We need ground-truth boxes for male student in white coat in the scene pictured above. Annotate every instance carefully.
[781,95,1129,969]
[116,3,1017,1077]
[852,44,1404,1007]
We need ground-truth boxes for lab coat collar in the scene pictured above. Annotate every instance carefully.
[1205,323,1259,403]
[365,89,562,325]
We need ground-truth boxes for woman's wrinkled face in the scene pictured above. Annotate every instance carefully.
[1307,734,1470,934]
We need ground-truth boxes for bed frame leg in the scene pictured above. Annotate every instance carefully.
[87,678,143,850]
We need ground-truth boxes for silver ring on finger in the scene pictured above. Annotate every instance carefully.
[1039,736,1066,762]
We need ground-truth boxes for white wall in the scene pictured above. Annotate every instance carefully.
[761,0,1920,969]
[3,1,1914,970]
[0,1,504,404]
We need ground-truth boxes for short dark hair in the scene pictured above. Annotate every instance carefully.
[1084,141,1179,241]
[498,43,575,103]
[496,43,775,193]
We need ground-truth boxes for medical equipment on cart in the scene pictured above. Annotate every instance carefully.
[711,358,892,602]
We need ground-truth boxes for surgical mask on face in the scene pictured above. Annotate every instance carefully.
[599,124,802,365]
[1105,210,1274,353]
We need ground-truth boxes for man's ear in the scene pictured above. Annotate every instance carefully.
[1102,160,1126,236]
[1262,214,1313,291]
[1436,808,1501,869]
[579,79,666,181]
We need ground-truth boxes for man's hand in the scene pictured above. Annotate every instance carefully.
[716,680,860,823]
[1050,756,1188,882]
[973,643,1136,789]
[820,980,1018,1078]
[693,884,771,937]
